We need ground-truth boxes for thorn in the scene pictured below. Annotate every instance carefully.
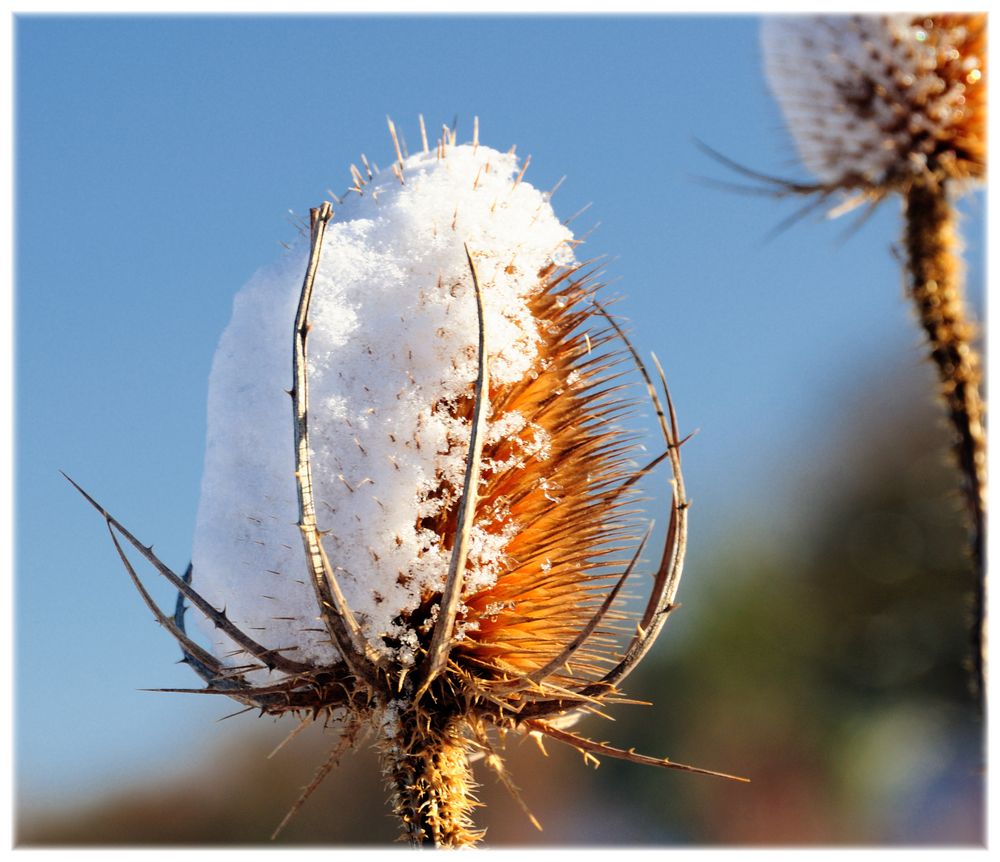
[532,731,549,756]
[547,175,566,199]
[418,114,429,154]
[387,116,404,167]
[513,155,531,190]
[563,202,592,226]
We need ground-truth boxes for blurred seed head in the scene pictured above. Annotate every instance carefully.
[762,14,986,195]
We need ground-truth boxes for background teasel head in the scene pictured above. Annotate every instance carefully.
[70,118,743,847]
[757,14,987,701]
[761,14,986,197]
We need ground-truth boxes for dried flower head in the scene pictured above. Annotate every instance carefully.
[70,118,743,846]
[761,14,986,197]
[753,15,987,700]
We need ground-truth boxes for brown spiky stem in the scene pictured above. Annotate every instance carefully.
[380,706,483,847]
[904,180,986,703]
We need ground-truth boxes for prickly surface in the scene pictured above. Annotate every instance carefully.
[84,121,710,848]
[378,704,483,848]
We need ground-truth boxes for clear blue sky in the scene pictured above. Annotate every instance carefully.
[15,14,985,813]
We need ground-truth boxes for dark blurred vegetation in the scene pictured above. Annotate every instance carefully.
[18,362,983,845]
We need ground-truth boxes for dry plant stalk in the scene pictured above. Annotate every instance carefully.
[68,119,744,846]
[753,14,987,697]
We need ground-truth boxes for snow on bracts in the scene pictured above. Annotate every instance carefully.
[69,119,745,847]
[193,141,582,673]
[762,14,985,194]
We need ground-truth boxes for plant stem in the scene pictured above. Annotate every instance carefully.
[381,708,482,847]
[903,180,986,703]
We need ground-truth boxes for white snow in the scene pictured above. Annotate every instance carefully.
[190,138,576,674]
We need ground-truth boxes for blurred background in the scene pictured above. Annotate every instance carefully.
[15,13,984,845]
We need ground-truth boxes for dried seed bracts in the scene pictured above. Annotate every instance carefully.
[70,118,744,847]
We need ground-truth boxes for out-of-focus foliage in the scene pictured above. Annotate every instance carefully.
[18,362,983,845]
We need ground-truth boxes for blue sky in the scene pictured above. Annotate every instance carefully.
[14,13,986,816]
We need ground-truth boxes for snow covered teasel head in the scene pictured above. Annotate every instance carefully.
[71,120,743,847]
[762,14,986,196]
[193,139,587,674]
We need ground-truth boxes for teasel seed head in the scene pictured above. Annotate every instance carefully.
[762,14,986,196]
[70,118,746,847]
[192,134,634,688]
